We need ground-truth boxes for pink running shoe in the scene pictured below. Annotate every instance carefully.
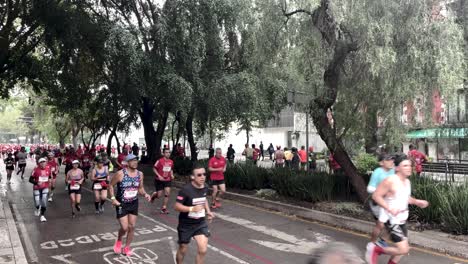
[122,246,133,256]
[113,240,122,254]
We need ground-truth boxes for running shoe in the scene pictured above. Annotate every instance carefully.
[40,215,47,222]
[160,207,169,214]
[376,237,388,248]
[72,212,76,218]
[99,205,104,213]
[113,240,122,254]
[95,209,100,215]
[365,242,382,264]
[48,197,53,202]
[211,203,218,209]
[215,201,222,208]
[122,246,132,256]
[34,208,40,217]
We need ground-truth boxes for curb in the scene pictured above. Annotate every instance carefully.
[0,199,28,264]
[173,180,468,259]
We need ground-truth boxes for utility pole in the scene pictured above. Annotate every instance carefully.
[288,90,311,171]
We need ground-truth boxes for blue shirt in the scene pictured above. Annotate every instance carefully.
[367,167,395,193]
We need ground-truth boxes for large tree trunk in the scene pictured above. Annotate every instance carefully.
[107,128,116,156]
[186,110,197,161]
[140,99,158,162]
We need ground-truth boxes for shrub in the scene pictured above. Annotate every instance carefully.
[436,183,468,234]
[355,153,379,175]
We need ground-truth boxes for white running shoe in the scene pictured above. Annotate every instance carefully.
[48,197,53,202]
[40,215,47,222]
[34,208,40,217]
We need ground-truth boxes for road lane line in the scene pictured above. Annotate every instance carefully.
[82,186,250,264]
[11,204,38,263]
[225,198,468,263]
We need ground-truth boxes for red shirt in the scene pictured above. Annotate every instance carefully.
[408,149,427,173]
[154,157,174,182]
[31,166,51,190]
[253,148,260,160]
[209,156,226,180]
[117,153,127,169]
[298,150,307,163]
[47,159,59,178]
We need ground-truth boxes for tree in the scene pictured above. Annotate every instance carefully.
[257,0,465,202]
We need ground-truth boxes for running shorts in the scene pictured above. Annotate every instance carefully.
[116,201,138,219]
[210,179,225,186]
[93,181,109,191]
[177,221,210,244]
[18,163,26,169]
[5,166,14,171]
[68,185,82,195]
[154,179,172,192]
[385,222,408,243]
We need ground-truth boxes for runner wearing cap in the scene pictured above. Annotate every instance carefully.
[47,152,59,202]
[91,157,110,214]
[108,154,151,256]
[365,153,395,260]
[66,160,84,218]
[150,148,174,214]
[30,158,51,222]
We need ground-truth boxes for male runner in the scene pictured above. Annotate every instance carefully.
[16,147,27,179]
[116,149,128,170]
[66,160,84,218]
[408,144,427,177]
[90,157,110,214]
[208,148,227,209]
[150,148,174,214]
[365,153,394,254]
[109,154,151,256]
[30,158,51,222]
[175,165,214,264]
[4,153,15,184]
[47,152,59,202]
[367,154,429,264]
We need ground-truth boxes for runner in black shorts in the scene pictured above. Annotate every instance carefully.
[66,160,84,218]
[109,154,151,257]
[208,148,227,209]
[175,165,214,264]
[90,157,110,214]
[150,149,174,214]
[4,153,15,184]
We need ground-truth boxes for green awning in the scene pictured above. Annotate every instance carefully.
[406,128,468,139]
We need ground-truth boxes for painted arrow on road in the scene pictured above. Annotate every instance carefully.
[216,213,331,255]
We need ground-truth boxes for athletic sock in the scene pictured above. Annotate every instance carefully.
[100,200,106,206]
[95,202,100,210]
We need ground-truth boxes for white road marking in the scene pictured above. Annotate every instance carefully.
[11,204,38,262]
[216,213,331,255]
[50,254,78,264]
[82,186,250,264]
[103,247,159,264]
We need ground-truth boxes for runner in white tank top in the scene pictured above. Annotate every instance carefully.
[366,154,429,264]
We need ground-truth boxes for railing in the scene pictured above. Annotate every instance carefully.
[422,161,468,183]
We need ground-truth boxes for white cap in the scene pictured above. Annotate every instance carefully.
[38,158,47,163]
[72,160,80,165]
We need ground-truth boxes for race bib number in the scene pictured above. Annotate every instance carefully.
[39,176,49,183]
[124,189,138,199]
[70,184,80,190]
[163,166,172,172]
[188,197,206,219]
[94,183,102,190]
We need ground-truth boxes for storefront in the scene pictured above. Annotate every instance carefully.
[406,128,468,163]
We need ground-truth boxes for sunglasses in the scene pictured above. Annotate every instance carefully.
[195,173,206,177]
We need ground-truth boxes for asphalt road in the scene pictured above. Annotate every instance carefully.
[1,161,466,264]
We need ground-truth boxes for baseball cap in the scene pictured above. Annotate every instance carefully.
[72,160,80,164]
[38,158,47,163]
[125,154,138,162]
[378,153,394,162]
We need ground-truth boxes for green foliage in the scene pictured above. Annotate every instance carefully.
[355,153,379,175]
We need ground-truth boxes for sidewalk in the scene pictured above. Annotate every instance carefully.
[0,197,27,264]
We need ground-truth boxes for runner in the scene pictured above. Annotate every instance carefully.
[274,146,285,168]
[208,148,227,209]
[47,152,59,202]
[365,153,395,252]
[175,165,214,264]
[66,160,84,218]
[4,153,15,184]
[81,151,92,180]
[150,148,174,214]
[366,154,429,264]
[408,144,428,177]
[101,152,114,173]
[16,147,27,179]
[90,157,110,214]
[116,149,128,171]
[30,158,51,222]
[108,154,151,256]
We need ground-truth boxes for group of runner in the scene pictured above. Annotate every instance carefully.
[365,147,429,264]
[2,143,228,263]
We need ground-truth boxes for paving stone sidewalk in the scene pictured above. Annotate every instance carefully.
[0,197,27,264]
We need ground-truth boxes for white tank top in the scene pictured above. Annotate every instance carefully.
[383,179,411,224]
